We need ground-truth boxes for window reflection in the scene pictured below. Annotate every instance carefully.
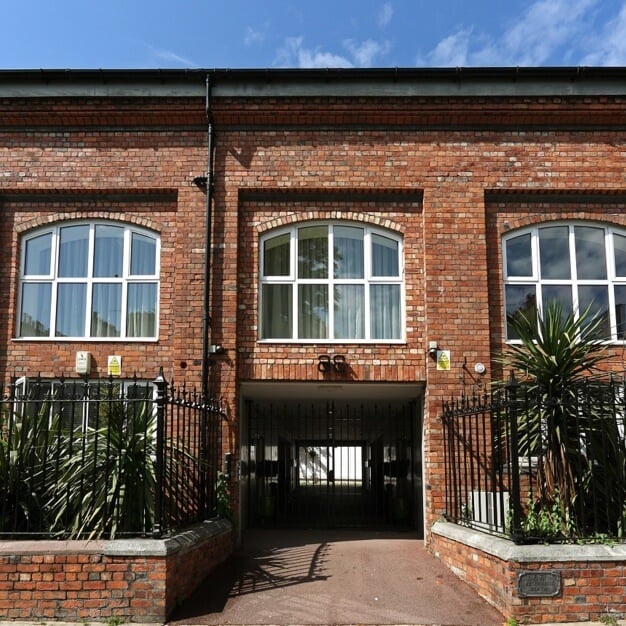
[539,226,570,280]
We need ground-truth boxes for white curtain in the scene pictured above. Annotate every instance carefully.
[370,284,400,339]
[58,225,89,277]
[130,232,156,275]
[298,284,328,338]
[56,283,86,337]
[334,284,364,339]
[371,234,398,277]
[94,225,123,277]
[91,283,121,337]
[126,283,157,337]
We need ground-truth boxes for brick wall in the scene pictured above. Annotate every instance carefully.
[431,521,626,624]
[3,94,626,535]
[0,520,233,623]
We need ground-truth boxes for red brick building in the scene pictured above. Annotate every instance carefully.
[2,67,626,622]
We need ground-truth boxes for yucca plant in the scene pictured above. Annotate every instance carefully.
[0,394,60,534]
[47,395,157,539]
[503,300,614,537]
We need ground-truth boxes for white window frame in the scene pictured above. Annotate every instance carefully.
[503,222,626,343]
[259,221,405,343]
[17,221,160,341]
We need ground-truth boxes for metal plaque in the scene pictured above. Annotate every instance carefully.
[517,571,561,598]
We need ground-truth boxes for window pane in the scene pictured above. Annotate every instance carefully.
[334,226,364,279]
[131,232,157,276]
[575,226,606,280]
[372,234,399,277]
[614,233,626,277]
[505,233,532,277]
[370,284,401,339]
[505,284,537,340]
[298,226,328,279]
[298,284,328,338]
[94,225,124,277]
[578,285,610,339]
[24,233,52,276]
[614,285,626,339]
[20,283,51,336]
[261,284,292,339]
[127,283,157,337]
[56,283,86,336]
[91,283,121,337]
[542,284,573,318]
[263,233,290,277]
[539,226,570,280]
[58,225,89,278]
[334,284,364,339]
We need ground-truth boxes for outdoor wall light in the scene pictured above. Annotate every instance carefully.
[317,354,348,373]
[333,354,347,373]
[318,354,332,372]
[428,341,439,360]
[192,175,208,190]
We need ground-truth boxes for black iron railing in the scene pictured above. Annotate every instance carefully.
[0,371,224,539]
[442,373,626,543]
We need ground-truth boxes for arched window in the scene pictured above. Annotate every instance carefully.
[18,221,160,339]
[503,223,626,341]
[260,222,404,341]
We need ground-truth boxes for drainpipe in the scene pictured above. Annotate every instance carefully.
[201,73,215,401]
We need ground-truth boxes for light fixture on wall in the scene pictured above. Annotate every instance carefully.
[333,354,347,373]
[317,354,348,373]
[192,175,208,191]
[318,354,332,373]
[428,340,439,360]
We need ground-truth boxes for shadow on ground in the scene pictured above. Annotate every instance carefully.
[168,528,504,626]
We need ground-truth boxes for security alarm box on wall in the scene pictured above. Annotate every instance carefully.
[75,351,91,375]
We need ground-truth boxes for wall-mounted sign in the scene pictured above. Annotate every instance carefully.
[517,571,561,597]
[107,355,122,377]
[436,350,451,371]
[75,351,91,375]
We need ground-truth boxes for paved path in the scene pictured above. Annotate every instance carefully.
[168,528,504,626]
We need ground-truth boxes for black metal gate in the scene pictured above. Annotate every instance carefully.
[245,399,419,530]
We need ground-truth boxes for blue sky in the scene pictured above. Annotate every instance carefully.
[2,0,626,70]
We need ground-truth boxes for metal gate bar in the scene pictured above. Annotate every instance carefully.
[246,399,416,529]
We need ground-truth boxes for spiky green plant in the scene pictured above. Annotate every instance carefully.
[47,397,157,539]
[0,392,61,534]
[503,300,616,537]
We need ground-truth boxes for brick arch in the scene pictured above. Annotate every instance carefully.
[255,211,404,235]
[16,212,162,235]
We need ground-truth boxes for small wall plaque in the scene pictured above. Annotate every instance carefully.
[517,571,561,597]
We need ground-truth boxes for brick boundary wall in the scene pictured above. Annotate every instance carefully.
[0,519,234,623]
[430,521,626,624]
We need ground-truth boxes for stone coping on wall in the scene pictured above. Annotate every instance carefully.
[0,518,232,556]
[431,520,626,562]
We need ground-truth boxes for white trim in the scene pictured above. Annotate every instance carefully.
[18,220,160,341]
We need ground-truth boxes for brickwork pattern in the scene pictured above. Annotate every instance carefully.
[431,530,626,624]
[0,528,233,622]
[3,96,626,537]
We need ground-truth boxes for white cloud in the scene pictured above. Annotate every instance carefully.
[378,3,394,28]
[417,29,471,67]
[145,44,197,68]
[276,36,391,68]
[276,37,353,68]
[581,3,626,65]
[344,39,391,67]
[416,0,600,67]
[244,26,265,47]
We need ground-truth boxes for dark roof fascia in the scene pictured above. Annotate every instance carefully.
[1,66,626,98]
